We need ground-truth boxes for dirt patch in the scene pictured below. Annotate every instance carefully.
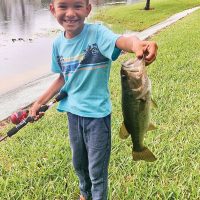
[0,118,10,131]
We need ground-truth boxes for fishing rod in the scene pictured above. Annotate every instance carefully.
[0,91,67,143]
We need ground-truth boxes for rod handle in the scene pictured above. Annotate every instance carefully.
[36,105,49,115]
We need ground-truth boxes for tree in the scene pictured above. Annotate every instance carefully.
[144,0,151,10]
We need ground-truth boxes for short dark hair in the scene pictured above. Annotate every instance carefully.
[51,0,89,4]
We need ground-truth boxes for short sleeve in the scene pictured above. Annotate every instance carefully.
[96,24,121,61]
[51,41,62,73]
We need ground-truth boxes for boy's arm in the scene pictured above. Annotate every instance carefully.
[30,73,65,120]
[116,35,158,64]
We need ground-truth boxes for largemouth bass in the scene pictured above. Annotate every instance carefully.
[120,58,157,162]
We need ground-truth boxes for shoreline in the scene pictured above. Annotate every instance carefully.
[0,73,58,121]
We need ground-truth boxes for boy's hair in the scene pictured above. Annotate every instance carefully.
[51,0,89,4]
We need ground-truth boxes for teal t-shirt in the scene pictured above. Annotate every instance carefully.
[51,23,121,118]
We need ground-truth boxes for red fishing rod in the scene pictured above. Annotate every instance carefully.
[0,92,67,142]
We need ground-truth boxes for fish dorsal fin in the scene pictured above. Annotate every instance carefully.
[119,122,130,139]
[147,122,157,131]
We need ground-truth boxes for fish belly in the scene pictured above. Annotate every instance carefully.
[122,90,150,151]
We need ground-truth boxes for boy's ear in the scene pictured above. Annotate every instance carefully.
[86,4,92,17]
[49,3,56,16]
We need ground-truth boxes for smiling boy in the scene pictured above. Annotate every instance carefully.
[30,0,157,199]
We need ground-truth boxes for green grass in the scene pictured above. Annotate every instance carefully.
[90,0,200,33]
[0,6,200,200]
[108,9,200,199]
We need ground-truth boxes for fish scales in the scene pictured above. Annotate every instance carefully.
[120,58,156,162]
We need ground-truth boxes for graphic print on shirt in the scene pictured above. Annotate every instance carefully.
[57,43,109,76]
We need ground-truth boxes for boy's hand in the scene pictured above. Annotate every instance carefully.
[116,35,158,65]
[29,102,44,122]
[133,40,158,65]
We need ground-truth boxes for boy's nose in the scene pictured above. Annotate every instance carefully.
[65,8,76,17]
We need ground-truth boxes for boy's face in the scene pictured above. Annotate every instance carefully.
[50,0,91,38]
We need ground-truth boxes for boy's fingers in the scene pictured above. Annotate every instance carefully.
[29,107,44,122]
[29,110,37,122]
[136,41,157,61]
[145,56,156,66]
[29,109,35,118]
[144,42,158,63]
[39,112,45,118]
[145,51,156,62]
[135,49,144,59]
[31,112,44,122]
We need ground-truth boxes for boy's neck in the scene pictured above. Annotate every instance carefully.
[64,24,85,39]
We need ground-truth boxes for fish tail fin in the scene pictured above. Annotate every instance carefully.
[132,147,157,162]
[119,122,130,139]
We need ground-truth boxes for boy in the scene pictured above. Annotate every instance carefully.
[30,0,158,199]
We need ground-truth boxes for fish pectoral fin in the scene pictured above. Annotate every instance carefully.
[151,98,158,108]
[136,89,148,100]
[147,122,157,131]
[119,122,130,139]
[132,147,157,162]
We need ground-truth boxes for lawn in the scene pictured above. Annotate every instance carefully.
[0,3,199,200]
[90,0,200,33]
[108,8,200,200]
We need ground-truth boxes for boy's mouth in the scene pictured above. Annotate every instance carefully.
[64,19,79,24]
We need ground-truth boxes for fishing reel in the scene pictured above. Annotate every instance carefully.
[10,110,29,125]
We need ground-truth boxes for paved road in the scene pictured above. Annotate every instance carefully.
[0,6,199,121]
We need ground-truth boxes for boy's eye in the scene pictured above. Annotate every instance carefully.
[56,4,83,10]
[57,4,67,9]
[74,4,83,9]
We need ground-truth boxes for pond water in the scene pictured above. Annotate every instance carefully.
[0,0,141,95]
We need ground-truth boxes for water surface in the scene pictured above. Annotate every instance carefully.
[0,0,140,95]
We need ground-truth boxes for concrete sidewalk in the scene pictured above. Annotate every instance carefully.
[0,6,199,121]
[137,6,200,40]
[0,73,58,120]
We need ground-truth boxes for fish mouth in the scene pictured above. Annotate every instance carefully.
[122,66,139,72]
[121,58,146,83]
[121,58,145,72]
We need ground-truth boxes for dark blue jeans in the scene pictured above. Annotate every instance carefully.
[67,112,111,200]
